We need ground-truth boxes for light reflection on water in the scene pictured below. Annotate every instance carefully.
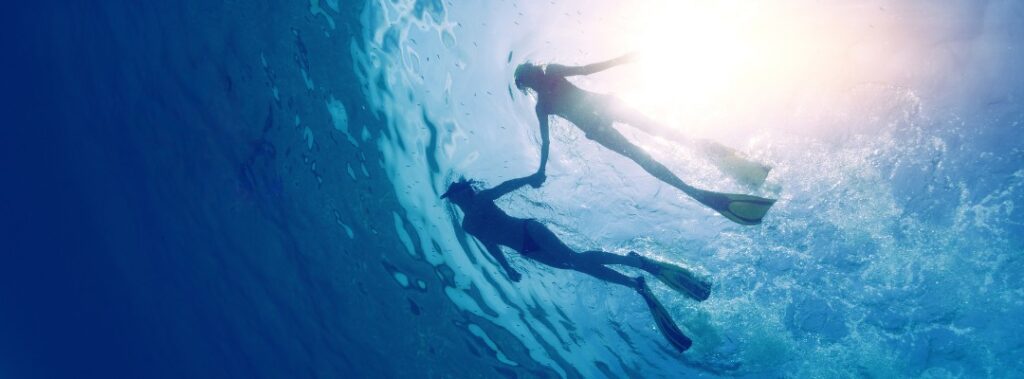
[354,0,1024,377]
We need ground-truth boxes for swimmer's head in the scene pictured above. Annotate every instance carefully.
[514,63,542,91]
[441,177,477,203]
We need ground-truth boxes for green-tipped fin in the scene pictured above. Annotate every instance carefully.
[722,194,776,225]
[693,191,776,225]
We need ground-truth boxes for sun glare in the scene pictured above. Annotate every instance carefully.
[607,1,813,135]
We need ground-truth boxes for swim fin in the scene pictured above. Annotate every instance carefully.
[697,139,772,187]
[637,278,692,352]
[691,189,776,225]
[631,252,710,301]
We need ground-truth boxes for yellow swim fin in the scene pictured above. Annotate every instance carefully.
[722,193,776,225]
[691,190,777,225]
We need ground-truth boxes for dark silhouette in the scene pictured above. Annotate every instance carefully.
[514,54,777,225]
[442,175,712,352]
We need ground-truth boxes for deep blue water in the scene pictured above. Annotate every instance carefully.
[2,1,1023,378]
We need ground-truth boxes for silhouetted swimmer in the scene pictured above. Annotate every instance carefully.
[442,175,712,352]
[514,54,776,225]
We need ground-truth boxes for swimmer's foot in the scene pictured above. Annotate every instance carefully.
[637,276,693,352]
[629,252,711,301]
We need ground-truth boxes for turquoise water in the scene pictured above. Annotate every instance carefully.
[2,1,1023,377]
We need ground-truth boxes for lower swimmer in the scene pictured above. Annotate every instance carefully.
[442,174,711,351]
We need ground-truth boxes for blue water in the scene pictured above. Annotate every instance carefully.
[2,1,1023,378]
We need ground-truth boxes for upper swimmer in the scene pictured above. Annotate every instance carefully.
[514,54,776,225]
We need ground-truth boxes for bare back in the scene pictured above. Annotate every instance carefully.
[460,200,529,252]
[534,70,616,132]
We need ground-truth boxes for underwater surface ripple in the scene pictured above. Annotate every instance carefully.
[356,0,1024,377]
[2,0,1022,378]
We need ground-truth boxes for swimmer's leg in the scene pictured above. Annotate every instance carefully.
[606,100,668,137]
[570,261,642,289]
[531,237,693,351]
[577,250,637,266]
[608,99,772,187]
[523,222,640,288]
[587,125,696,193]
[579,250,711,301]
[589,127,776,225]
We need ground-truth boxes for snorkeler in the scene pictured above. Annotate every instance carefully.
[514,53,776,225]
[442,174,711,352]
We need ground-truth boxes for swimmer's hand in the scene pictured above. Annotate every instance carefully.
[507,269,522,282]
[528,172,547,188]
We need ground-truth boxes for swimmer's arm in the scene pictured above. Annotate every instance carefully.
[545,52,636,77]
[485,243,521,282]
[479,174,539,201]
[536,110,550,179]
